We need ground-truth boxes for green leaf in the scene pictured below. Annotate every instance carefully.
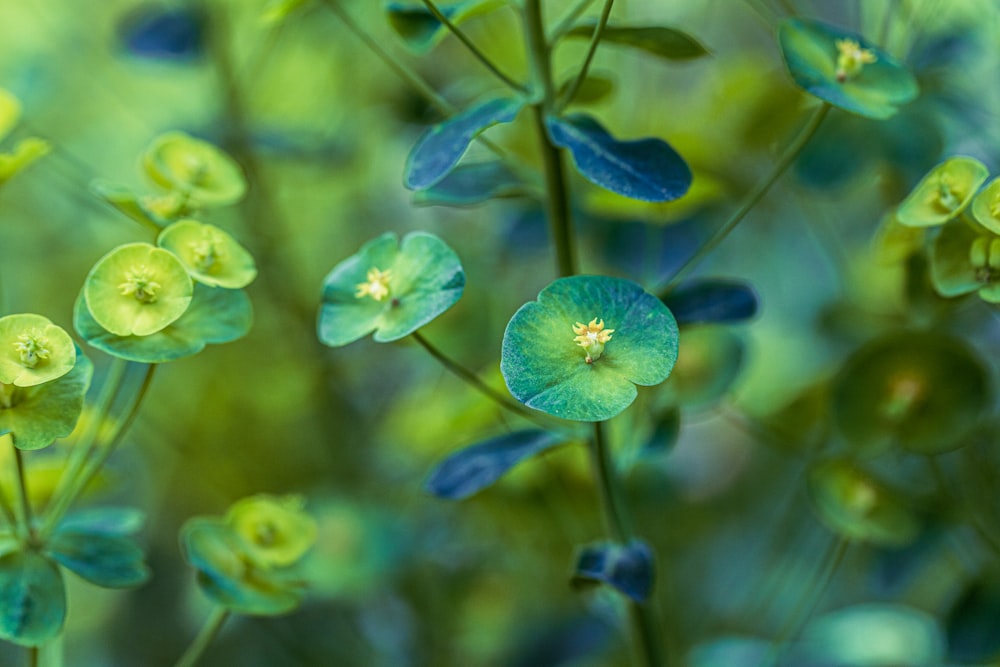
[0,550,66,646]
[48,531,149,589]
[318,231,465,346]
[501,275,679,422]
[75,283,252,363]
[89,181,166,230]
[804,604,943,665]
[546,114,691,202]
[946,579,1000,663]
[556,72,616,105]
[413,161,532,207]
[897,156,988,227]
[571,540,655,602]
[778,18,918,119]
[663,326,744,409]
[404,97,525,190]
[57,507,145,536]
[929,218,985,299]
[386,0,504,53]
[0,138,50,185]
[566,24,708,60]
[425,430,566,500]
[0,348,93,451]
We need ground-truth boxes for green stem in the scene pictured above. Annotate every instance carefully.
[548,0,598,43]
[174,607,230,667]
[410,331,554,428]
[557,0,614,111]
[657,103,830,297]
[13,445,34,543]
[27,645,37,667]
[420,0,527,93]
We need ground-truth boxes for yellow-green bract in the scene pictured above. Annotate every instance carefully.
[142,131,247,207]
[0,314,75,387]
[158,219,257,289]
[896,156,988,227]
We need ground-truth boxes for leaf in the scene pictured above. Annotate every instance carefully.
[556,72,616,106]
[119,6,205,61]
[546,114,691,203]
[0,550,66,646]
[946,580,1000,663]
[566,24,708,61]
[662,279,759,325]
[48,531,150,589]
[405,97,525,190]
[413,161,532,207]
[571,540,655,602]
[57,507,145,536]
[75,282,253,363]
[89,181,165,230]
[0,138,50,185]
[803,604,944,665]
[386,0,504,53]
[425,430,566,500]
[663,326,744,409]
[641,408,680,456]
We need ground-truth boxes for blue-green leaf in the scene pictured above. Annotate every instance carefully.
[386,0,504,53]
[57,507,145,536]
[425,430,566,500]
[572,540,655,602]
[405,97,525,190]
[0,550,65,646]
[413,161,532,207]
[566,24,708,61]
[546,114,691,202]
[662,279,759,325]
[946,580,1000,663]
[48,531,150,589]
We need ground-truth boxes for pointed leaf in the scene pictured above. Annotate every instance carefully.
[405,97,525,190]
[413,161,532,207]
[386,0,504,53]
[48,531,149,589]
[662,279,759,325]
[556,72,616,105]
[566,24,708,61]
[425,430,566,500]
[546,114,691,202]
[0,550,65,646]
[572,540,655,602]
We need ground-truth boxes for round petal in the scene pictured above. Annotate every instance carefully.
[897,156,988,228]
[142,131,247,207]
[501,275,679,422]
[0,314,75,387]
[226,495,317,569]
[778,19,918,119]
[158,219,257,288]
[83,243,193,337]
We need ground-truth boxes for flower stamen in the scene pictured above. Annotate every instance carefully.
[355,267,392,302]
[835,38,877,82]
[13,331,51,369]
[573,317,614,364]
[119,265,162,303]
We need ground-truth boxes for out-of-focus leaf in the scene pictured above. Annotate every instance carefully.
[425,430,566,500]
[0,550,65,646]
[662,279,759,325]
[566,24,708,61]
[48,531,150,589]
[641,408,680,456]
[119,5,205,61]
[405,97,525,190]
[413,161,533,207]
[946,578,1000,663]
[57,507,145,536]
[687,637,773,667]
[663,326,745,409]
[546,114,691,202]
[386,0,504,52]
[557,72,616,106]
[571,540,655,602]
[802,603,944,665]
[0,138,50,185]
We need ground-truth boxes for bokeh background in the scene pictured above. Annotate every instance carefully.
[2,0,1000,665]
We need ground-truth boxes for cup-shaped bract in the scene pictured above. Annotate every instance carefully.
[778,19,917,119]
[897,157,988,228]
[318,231,465,346]
[930,218,1000,303]
[226,495,317,570]
[142,131,247,207]
[832,330,990,456]
[0,314,75,387]
[501,276,679,422]
[158,219,257,289]
[971,176,1000,235]
[807,458,919,547]
[83,243,194,337]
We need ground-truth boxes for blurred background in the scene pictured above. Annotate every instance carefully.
[2,0,1000,664]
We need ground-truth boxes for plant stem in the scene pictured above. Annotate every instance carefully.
[589,422,664,667]
[420,0,527,93]
[524,0,578,277]
[557,0,614,111]
[27,646,37,667]
[549,0,599,43]
[657,102,830,297]
[13,447,34,542]
[174,606,230,667]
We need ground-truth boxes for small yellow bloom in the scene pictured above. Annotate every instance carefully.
[14,331,51,369]
[118,265,162,304]
[573,317,614,364]
[835,38,877,82]
[355,267,392,302]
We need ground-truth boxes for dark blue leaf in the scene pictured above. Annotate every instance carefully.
[425,430,566,500]
[572,540,655,602]
[546,113,691,202]
[405,97,525,190]
[119,6,204,61]
[661,279,759,325]
[48,531,150,589]
[946,579,1000,663]
[508,614,613,667]
[0,550,65,646]
[414,161,532,207]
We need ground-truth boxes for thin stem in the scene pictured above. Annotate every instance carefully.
[174,607,230,667]
[27,646,37,667]
[548,0,598,43]
[420,0,527,93]
[410,331,554,428]
[557,0,614,111]
[657,103,830,296]
[13,446,34,542]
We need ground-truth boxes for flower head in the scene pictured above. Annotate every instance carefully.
[158,219,257,289]
[142,131,247,207]
[834,38,877,82]
[0,314,76,388]
[355,268,392,302]
[572,318,614,363]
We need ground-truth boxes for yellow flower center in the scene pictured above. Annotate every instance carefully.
[190,232,223,273]
[119,265,162,303]
[13,331,51,369]
[355,267,392,302]
[990,193,1000,219]
[930,174,963,213]
[969,236,1000,283]
[573,317,614,364]
[835,38,877,82]
[846,479,878,517]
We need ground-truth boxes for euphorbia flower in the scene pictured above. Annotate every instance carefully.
[158,219,257,289]
[226,495,317,569]
[930,217,1000,303]
[142,131,247,207]
[897,156,988,227]
[0,314,75,387]
[501,276,678,422]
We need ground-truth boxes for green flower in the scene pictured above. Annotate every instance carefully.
[226,495,317,569]
[317,232,465,346]
[142,131,247,207]
[971,175,1000,235]
[501,275,679,422]
[0,314,75,387]
[83,243,194,337]
[897,156,988,227]
[778,19,918,119]
[930,218,1000,303]
[158,219,257,289]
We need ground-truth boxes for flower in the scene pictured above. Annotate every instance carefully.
[158,219,257,289]
[896,156,988,227]
[142,131,247,207]
[572,318,614,363]
[0,314,75,387]
[226,495,317,569]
